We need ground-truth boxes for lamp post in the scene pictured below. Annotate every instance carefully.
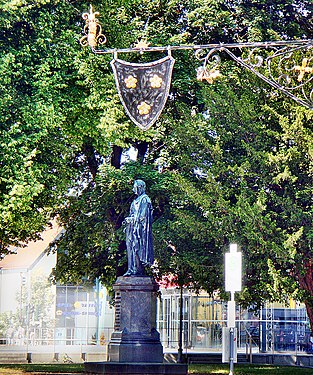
[223,244,242,375]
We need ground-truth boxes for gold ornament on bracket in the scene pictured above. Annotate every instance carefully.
[80,5,107,48]
[294,58,313,82]
[134,39,151,50]
[196,66,221,83]
[133,39,151,55]
[195,49,222,84]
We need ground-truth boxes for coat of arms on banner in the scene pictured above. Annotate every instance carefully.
[111,56,175,130]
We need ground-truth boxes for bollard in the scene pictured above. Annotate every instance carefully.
[26,352,32,363]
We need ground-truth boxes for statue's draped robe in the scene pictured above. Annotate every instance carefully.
[125,193,154,274]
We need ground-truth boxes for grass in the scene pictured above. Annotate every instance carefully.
[0,363,84,374]
[0,363,313,374]
[188,364,313,374]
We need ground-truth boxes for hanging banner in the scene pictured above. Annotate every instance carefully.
[111,56,175,130]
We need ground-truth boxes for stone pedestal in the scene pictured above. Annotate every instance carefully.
[107,276,163,363]
[84,276,188,375]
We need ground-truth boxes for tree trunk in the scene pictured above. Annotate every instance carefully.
[136,141,148,163]
[82,141,98,179]
[305,301,313,334]
[111,145,123,169]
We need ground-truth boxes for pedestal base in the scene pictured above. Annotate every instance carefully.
[107,276,163,363]
[108,330,163,363]
[84,362,188,375]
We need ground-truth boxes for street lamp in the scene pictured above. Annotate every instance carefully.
[223,244,242,375]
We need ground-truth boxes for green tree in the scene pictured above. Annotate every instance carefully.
[0,0,83,252]
[199,73,312,322]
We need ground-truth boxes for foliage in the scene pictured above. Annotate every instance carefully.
[0,363,84,373]
[0,0,83,253]
[191,64,313,312]
[51,162,176,286]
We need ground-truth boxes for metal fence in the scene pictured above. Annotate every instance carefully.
[0,327,114,347]
[158,320,312,353]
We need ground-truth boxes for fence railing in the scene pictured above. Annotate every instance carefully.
[1,324,312,354]
[158,321,312,353]
[0,327,113,347]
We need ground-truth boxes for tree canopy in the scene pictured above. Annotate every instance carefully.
[0,0,312,326]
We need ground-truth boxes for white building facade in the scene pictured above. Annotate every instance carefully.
[0,223,114,355]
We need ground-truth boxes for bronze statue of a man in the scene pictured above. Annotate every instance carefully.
[124,180,154,276]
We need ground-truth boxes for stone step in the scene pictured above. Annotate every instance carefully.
[188,353,221,364]
[0,352,28,363]
[187,352,249,364]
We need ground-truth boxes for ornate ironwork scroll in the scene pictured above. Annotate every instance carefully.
[80,5,106,48]
[111,56,175,130]
[222,41,313,109]
[195,49,221,84]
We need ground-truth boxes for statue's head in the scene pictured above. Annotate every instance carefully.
[133,179,146,196]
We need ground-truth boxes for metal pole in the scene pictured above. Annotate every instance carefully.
[91,39,311,55]
[229,290,235,375]
[246,331,248,361]
[229,327,234,375]
[249,335,253,363]
[177,286,183,363]
[95,278,100,344]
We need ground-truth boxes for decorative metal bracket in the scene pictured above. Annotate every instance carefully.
[192,41,313,108]
[80,5,313,109]
[223,42,313,109]
[80,5,106,48]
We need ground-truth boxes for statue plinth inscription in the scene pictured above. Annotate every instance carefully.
[107,276,163,363]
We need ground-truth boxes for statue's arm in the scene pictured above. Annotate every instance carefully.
[124,216,134,224]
